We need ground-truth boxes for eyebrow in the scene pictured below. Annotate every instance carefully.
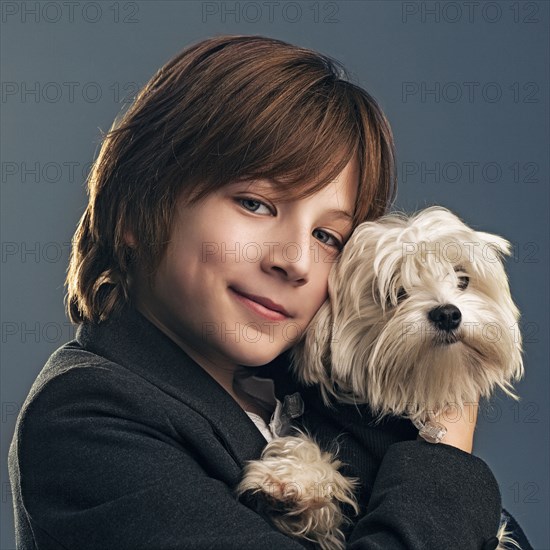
[325,209,353,222]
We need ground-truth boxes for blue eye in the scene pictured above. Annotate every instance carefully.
[238,198,273,215]
[312,229,342,249]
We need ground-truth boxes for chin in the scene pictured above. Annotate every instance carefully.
[225,343,287,368]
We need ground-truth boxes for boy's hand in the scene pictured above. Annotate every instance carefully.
[417,402,479,453]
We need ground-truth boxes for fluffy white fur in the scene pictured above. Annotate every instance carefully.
[236,432,358,550]
[237,207,524,550]
[294,206,524,422]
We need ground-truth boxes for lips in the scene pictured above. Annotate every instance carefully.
[229,287,292,320]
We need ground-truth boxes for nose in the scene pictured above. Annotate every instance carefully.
[262,232,312,285]
[428,304,462,332]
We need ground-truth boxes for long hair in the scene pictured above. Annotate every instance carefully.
[66,34,396,324]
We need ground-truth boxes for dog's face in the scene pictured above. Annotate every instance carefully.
[292,207,524,421]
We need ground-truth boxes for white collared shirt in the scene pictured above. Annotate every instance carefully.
[234,374,287,442]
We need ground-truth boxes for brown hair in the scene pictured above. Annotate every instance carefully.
[66,34,396,324]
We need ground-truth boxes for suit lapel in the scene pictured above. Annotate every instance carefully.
[76,304,269,467]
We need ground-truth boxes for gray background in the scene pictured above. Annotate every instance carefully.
[1,1,548,548]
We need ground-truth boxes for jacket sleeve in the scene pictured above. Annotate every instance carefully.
[348,441,503,549]
[11,363,501,550]
[10,365,308,550]
[273,370,505,550]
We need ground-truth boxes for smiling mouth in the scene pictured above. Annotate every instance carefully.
[229,287,292,321]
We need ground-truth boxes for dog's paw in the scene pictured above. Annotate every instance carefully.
[236,433,358,550]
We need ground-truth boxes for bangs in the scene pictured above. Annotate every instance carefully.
[162,43,381,226]
[218,77,360,201]
[66,35,395,323]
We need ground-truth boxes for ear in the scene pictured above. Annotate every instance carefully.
[474,231,512,257]
[290,300,333,390]
[471,232,514,289]
[123,229,137,247]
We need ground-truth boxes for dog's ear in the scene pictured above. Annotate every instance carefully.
[471,230,516,290]
[471,229,524,387]
[470,230,515,295]
[290,300,333,391]
[474,231,512,257]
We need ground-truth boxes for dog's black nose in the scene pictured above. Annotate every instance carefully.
[428,304,461,331]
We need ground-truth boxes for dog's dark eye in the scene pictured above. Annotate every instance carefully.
[458,275,469,290]
[386,287,407,307]
[454,265,469,290]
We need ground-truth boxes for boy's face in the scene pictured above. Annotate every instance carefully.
[131,158,359,373]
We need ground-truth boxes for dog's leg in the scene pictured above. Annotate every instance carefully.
[236,433,358,550]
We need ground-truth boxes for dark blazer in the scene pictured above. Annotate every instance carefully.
[8,304,529,549]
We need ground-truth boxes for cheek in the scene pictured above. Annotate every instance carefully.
[151,262,183,305]
[302,265,331,318]
[153,246,199,301]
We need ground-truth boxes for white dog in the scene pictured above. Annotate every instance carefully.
[236,207,524,550]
